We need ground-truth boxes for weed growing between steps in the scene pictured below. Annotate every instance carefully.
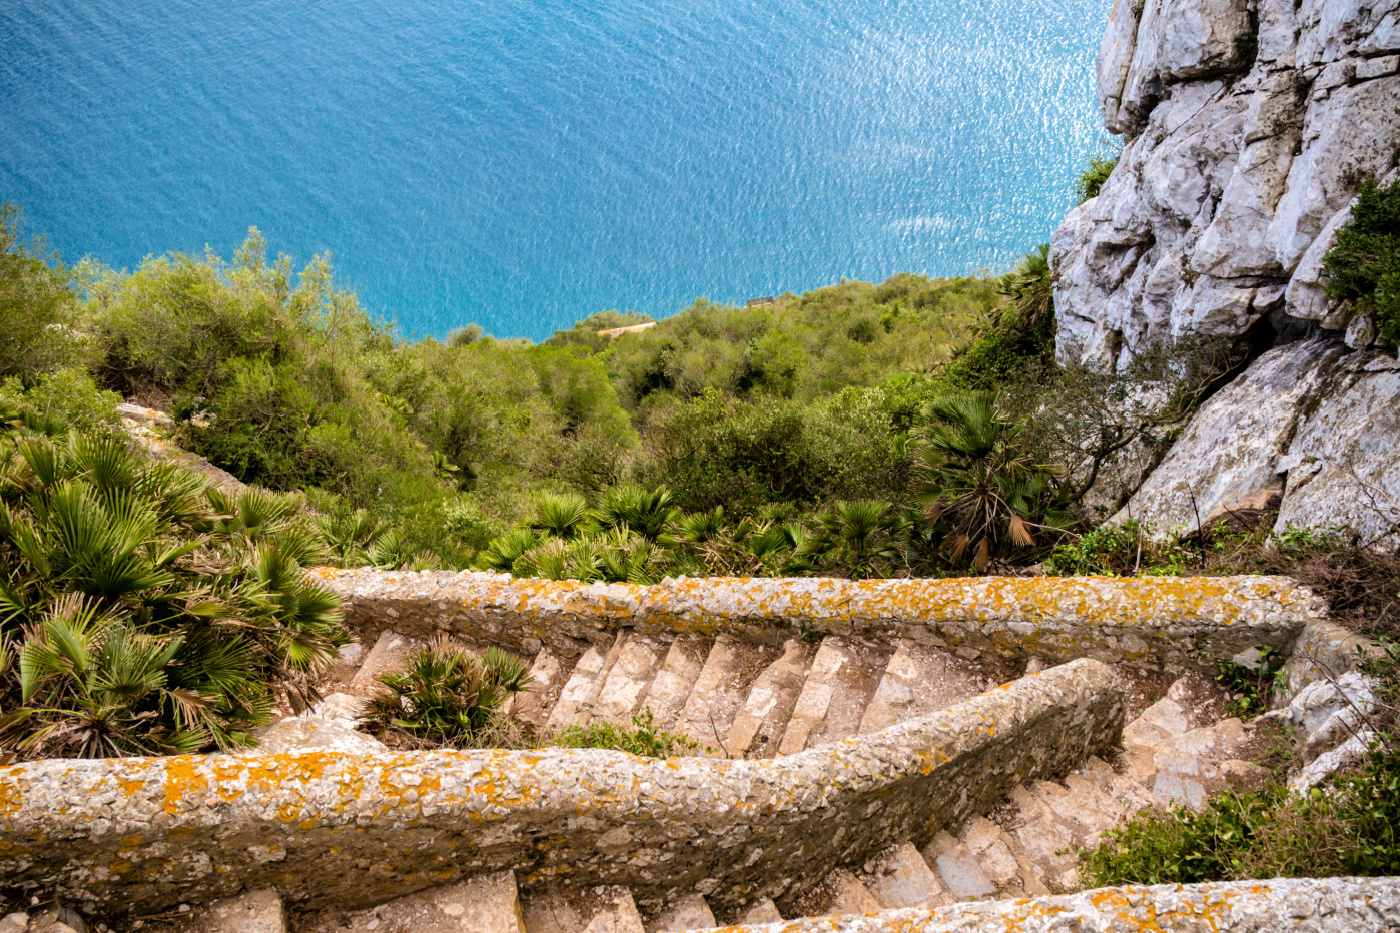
[1214,646,1283,720]
[1086,647,1400,886]
[553,708,700,758]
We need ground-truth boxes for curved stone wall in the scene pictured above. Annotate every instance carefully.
[319,568,1324,670]
[716,876,1400,932]
[0,660,1122,918]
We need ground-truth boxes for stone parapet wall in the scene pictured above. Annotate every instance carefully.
[318,568,1324,671]
[0,660,1123,919]
[715,877,1400,932]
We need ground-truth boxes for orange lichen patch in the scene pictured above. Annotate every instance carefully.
[161,756,210,815]
[0,772,23,820]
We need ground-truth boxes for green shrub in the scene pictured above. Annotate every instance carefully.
[0,425,345,758]
[1075,153,1119,203]
[0,369,121,436]
[1085,746,1400,886]
[1324,179,1400,345]
[1045,520,1191,576]
[362,637,532,748]
[634,390,900,517]
[553,708,699,758]
[0,204,78,382]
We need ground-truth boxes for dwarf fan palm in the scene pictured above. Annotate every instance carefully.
[912,391,1070,572]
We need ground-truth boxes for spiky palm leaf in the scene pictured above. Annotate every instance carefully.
[531,493,591,540]
[912,391,1070,572]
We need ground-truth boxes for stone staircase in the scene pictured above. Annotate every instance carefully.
[236,628,1263,932]
[331,628,997,761]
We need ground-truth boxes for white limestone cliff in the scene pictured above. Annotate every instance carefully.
[1056,0,1400,543]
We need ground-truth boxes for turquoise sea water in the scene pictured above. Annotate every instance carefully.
[1,0,1108,340]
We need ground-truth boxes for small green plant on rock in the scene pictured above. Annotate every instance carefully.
[1074,153,1119,204]
[1214,645,1283,720]
[1324,178,1400,346]
[1045,520,1192,577]
[553,708,700,758]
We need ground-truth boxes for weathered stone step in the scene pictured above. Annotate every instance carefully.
[674,635,781,755]
[511,646,577,729]
[348,630,430,694]
[738,898,783,924]
[790,868,881,917]
[545,634,625,734]
[593,634,669,725]
[725,638,816,758]
[778,637,891,755]
[857,640,984,735]
[521,885,644,933]
[642,894,715,932]
[638,635,710,731]
[301,872,524,932]
[859,841,951,910]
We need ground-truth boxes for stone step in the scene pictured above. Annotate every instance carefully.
[511,646,577,730]
[957,815,1048,898]
[521,886,645,933]
[859,841,952,910]
[790,868,882,917]
[593,634,669,725]
[637,635,710,731]
[673,635,781,756]
[857,640,984,735]
[642,894,715,932]
[725,638,817,758]
[545,634,625,734]
[925,831,1000,901]
[738,898,783,924]
[777,637,892,755]
[301,872,524,933]
[349,630,430,694]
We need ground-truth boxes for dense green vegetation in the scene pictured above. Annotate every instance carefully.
[1085,645,1400,886]
[0,201,1257,583]
[0,403,345,758]
[1325,179,1400,345]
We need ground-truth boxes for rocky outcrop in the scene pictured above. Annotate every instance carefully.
[1112,339,1400,542]
[1059,0,1400,545]
[1055,0,1400,365]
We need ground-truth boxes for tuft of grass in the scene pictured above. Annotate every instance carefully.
[553,708,700,759]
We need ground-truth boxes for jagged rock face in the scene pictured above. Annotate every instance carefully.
[1055,0,1400,367]
[1115,339,1400,543]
